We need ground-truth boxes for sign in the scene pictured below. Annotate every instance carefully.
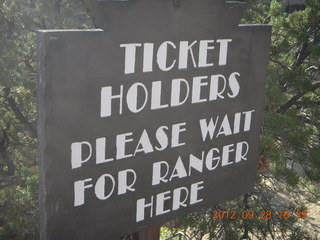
[37,0,271,239]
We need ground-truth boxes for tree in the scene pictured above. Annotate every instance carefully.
[0,1,93,239]
[0,0,319,239]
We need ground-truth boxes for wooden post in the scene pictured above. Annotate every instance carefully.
[134,226,161,240]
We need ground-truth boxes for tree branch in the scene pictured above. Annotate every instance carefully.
[0,175,25,190]
[291,39,309,70]
[269,57,292,71]
[276,82,320,114]
[3,87,37,138]
[0,124,16,176]
[291,27,320,70]
[79,0,100,28]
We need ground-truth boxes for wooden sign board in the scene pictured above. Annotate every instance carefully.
[37,0,271,239]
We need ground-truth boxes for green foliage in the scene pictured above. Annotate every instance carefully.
[0,1,93,239]
[0,223,20,240]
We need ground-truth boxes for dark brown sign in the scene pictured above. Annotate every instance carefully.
[37,1,271,239]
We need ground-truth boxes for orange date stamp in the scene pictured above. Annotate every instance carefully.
[212,210,308,220]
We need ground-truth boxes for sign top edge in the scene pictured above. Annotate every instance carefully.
[38,29,104,33]
[239,24,272,28]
